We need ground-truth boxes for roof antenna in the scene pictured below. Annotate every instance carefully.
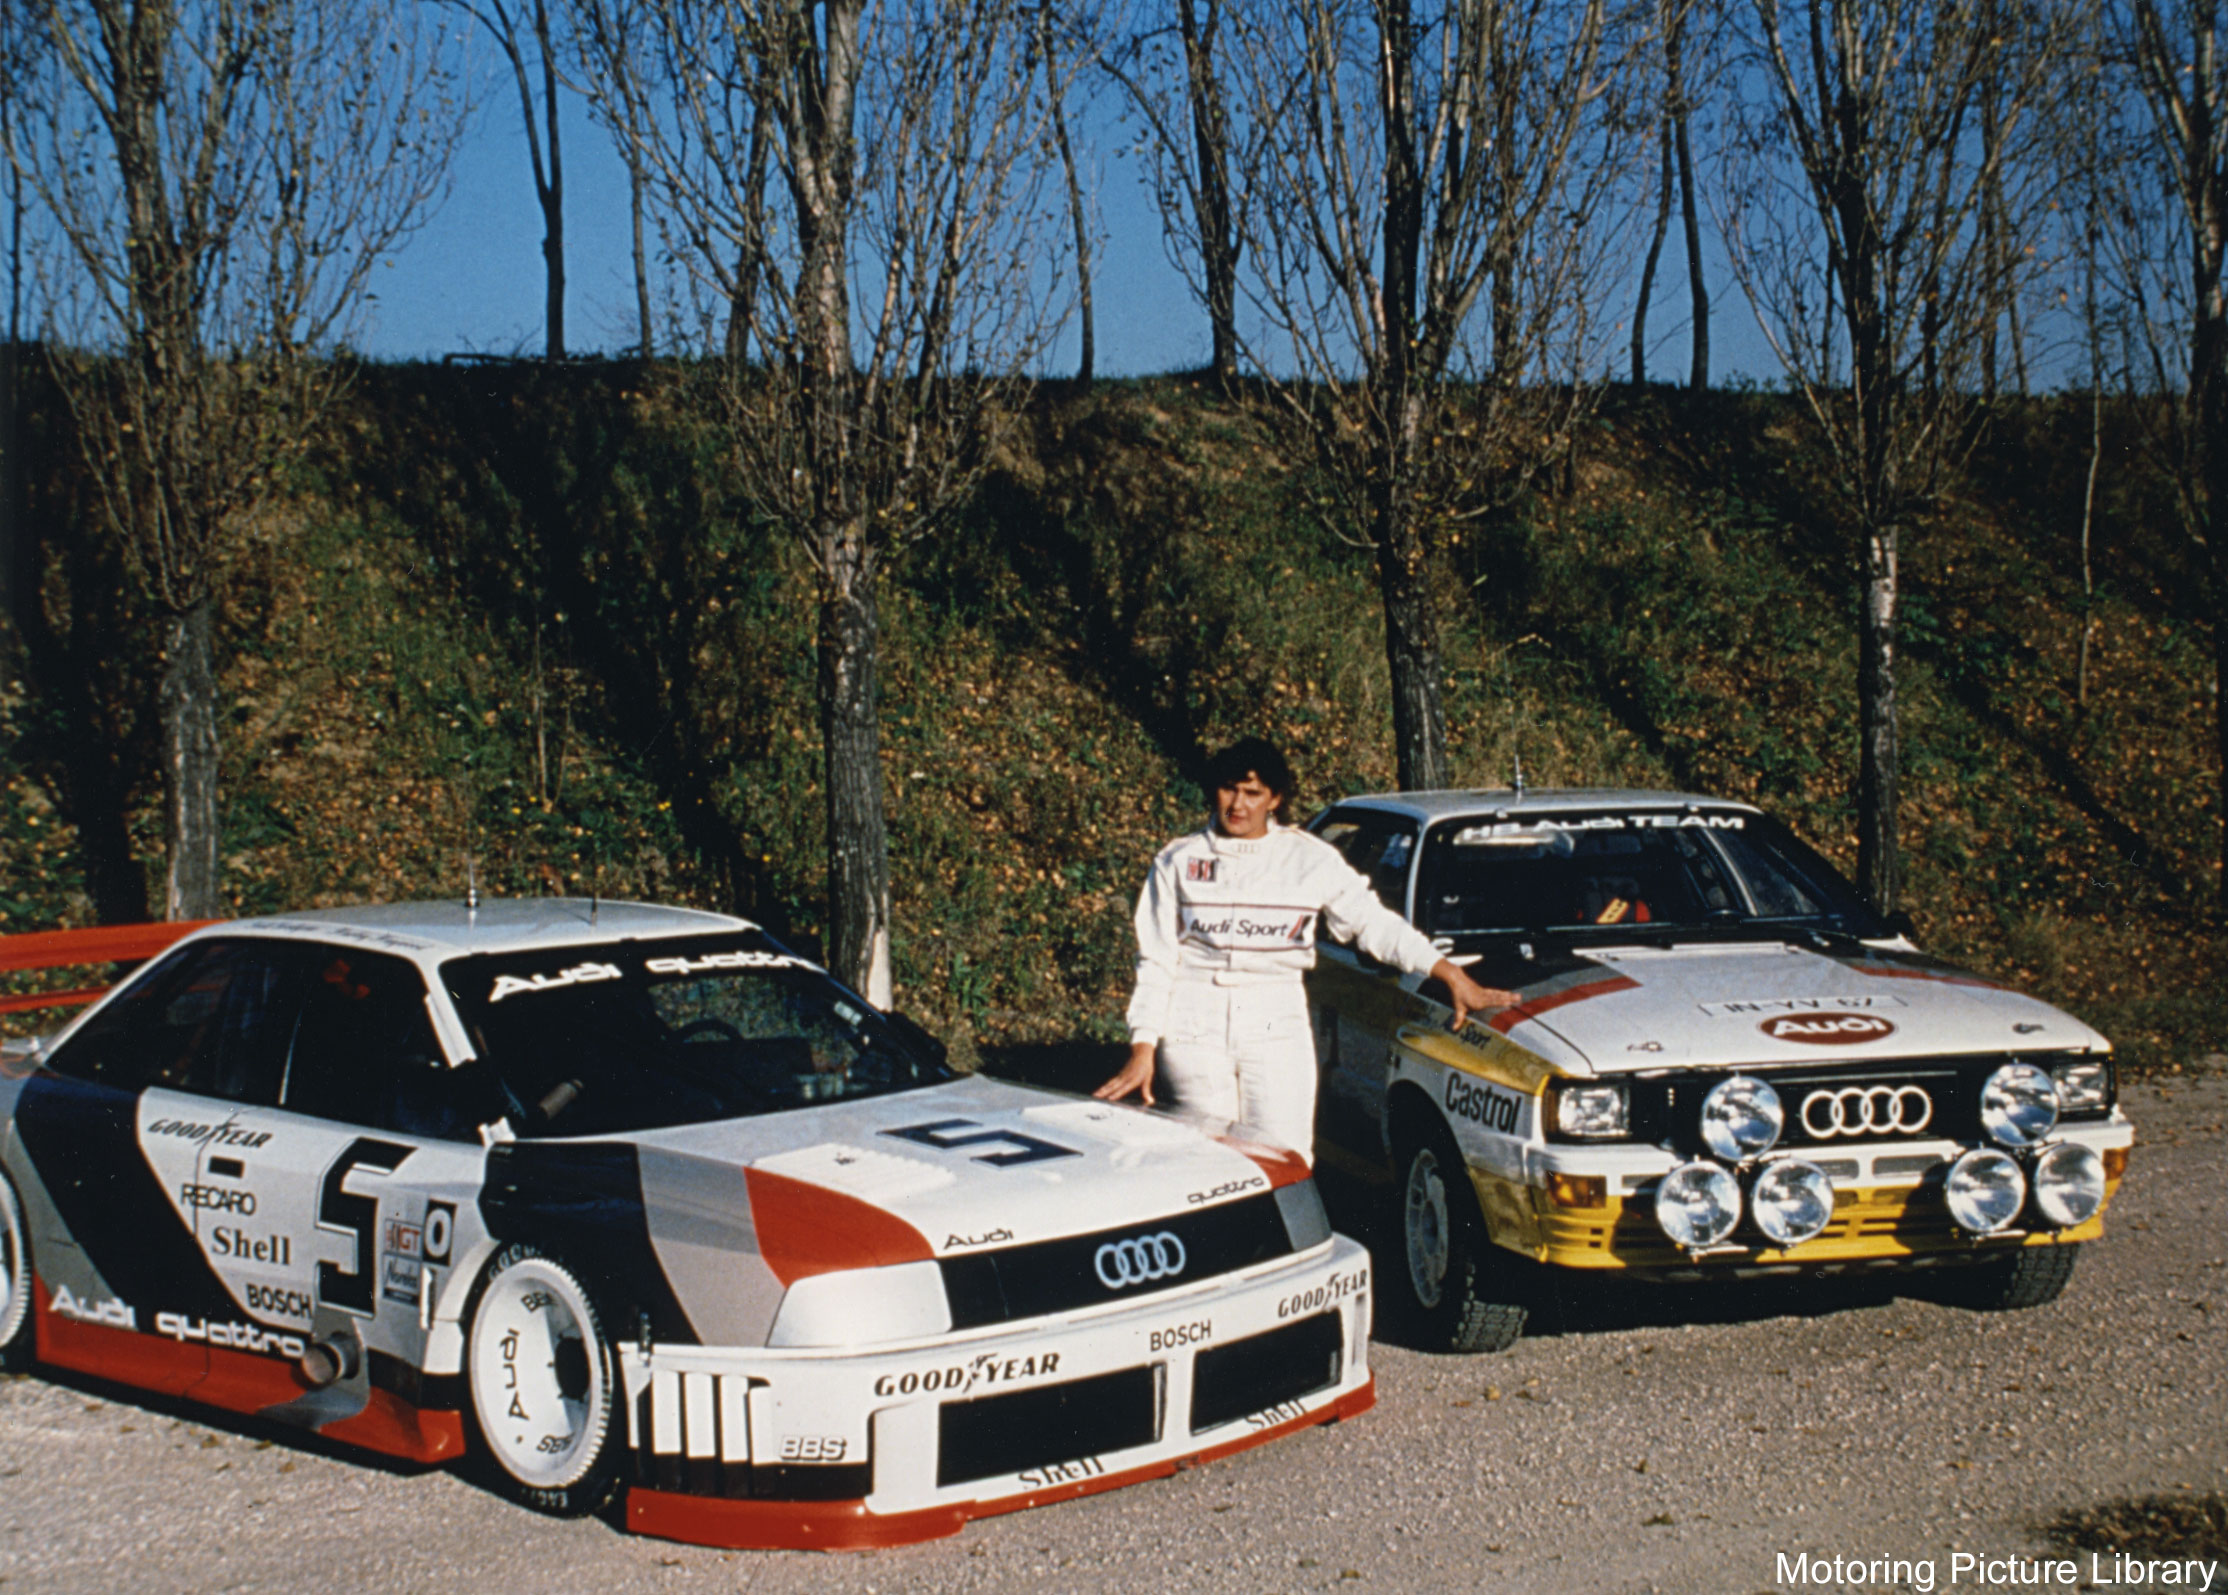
[465,853,480,918]
[1512,749,1527,800]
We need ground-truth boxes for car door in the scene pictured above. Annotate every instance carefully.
[9,937,305,1395]
[191,942,486,1426]
[1305,810,1425,1162]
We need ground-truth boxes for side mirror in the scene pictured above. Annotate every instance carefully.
[1881,909,1919,942]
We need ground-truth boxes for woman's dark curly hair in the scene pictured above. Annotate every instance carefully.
[1202,737,1295,824]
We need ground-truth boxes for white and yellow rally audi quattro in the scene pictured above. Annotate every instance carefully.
[0,901,1372,1549]
[1302,789,2133,1353]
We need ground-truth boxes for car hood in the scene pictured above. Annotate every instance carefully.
[626,1072,1288,1255]
[1496,940,2108,1076]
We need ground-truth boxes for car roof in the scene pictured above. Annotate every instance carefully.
[208,898,755,959]
[1315,788,1765,824]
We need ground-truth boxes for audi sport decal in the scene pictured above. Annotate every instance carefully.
[382,1254,424,1305]
[1095,1232,1187,1290]
[1799,1085,1934,1138]
[486,961,622,1003]
[1760,1012,1897,1045]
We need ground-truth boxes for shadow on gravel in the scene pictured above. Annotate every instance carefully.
[2045,1494,2228,1561]
[11,1362,444,1480]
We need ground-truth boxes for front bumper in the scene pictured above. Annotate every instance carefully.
[1488,1118,2133,1277]
[618,1233,1375,1549]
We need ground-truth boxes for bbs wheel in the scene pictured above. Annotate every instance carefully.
[1936,1242,2080,1312]
[0,1175,30,1371]
[464,1245,623,1515]
[1395,1124,1527,1354]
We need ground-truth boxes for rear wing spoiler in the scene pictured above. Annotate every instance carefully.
[0,920,219,1018]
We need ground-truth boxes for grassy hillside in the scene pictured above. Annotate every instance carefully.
[3,366,2221,1074]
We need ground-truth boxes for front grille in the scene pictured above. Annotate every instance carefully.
[1627,1054,2112,1156]
[1189,1312,1343,1434]
[937,1366,1160,1487]
[939,1193,1295,1330]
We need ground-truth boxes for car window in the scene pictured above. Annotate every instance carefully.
[46,938,301,1103]
[1312,810,1418,913]
[1417,810,1884,938]
[443,933,953,1137]
[281,947,467,1138]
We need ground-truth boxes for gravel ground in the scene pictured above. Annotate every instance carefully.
[2,1073,2221,1595]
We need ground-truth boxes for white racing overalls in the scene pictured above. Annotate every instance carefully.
[1126,823,1443,1159]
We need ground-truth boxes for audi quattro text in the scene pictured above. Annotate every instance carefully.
[1303,790,2132,1352]
[0,900,1373,1549]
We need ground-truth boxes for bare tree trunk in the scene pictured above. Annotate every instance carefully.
[1178,0,1238,383]
[539,0,567,359]
[1673,15,1707,389]
[1856,525,1900,913]
[629,155,653,356]
[1375,489,1448,793]
[1040,0,1093,384]
[160,597,220,919]
[818,532,891,1004]
[1633,113,1674,385]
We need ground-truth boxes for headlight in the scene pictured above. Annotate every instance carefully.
[2048,1058,2111,1115]
[1944,1148,2026,1234]
[1654,1160,1741,1248]
[1550,1081,1629,1140]
[769,1260,951,1348]
[1751,1159,1835,1246]
[1979,1062,2059,1148]
[1700,1075,1783,1161]
[2031,1142,2106,1229]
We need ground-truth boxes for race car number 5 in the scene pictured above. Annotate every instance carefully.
[881,1119,1080,1168]
[316,1138,416,1316]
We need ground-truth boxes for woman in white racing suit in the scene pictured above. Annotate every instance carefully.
[1094,738,1513,1158]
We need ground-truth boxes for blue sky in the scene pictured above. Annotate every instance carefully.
[361,81,1744,384]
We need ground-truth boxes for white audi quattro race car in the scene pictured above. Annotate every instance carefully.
[0,901,1373,1549]
[1303,789,2133,1353]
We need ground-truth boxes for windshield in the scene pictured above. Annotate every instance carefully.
[442,933,951,1137]
[1415,810,1885,940]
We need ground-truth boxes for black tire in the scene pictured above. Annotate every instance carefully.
[1393,1122,1528,1354]
[462,1244,625,1516]
[1936,1242,2080,1312]
[0,1174,31,1372]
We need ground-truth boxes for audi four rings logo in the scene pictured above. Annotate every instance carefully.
[1095,1232,1188,1290]
[1800,1084,1934,1138]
